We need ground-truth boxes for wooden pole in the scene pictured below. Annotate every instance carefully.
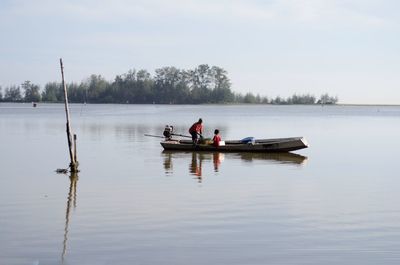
[73,134,77,164]
[60,58,78,172]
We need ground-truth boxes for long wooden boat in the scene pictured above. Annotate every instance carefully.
[161,137,308,152]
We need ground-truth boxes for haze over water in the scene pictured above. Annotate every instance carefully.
[1,103,400,265]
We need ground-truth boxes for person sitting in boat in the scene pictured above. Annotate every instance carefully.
[189,118,203,144]
[163,125,174,139]
[213,129,221,147]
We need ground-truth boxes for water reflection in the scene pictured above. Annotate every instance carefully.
[190,152,204,183]
[213,152,222,172]
[61,172,79,264]
[235,152,308,164]
[163,151,307,180]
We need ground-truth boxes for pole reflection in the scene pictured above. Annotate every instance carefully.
[162,151,307,181]
[61,172,79,264]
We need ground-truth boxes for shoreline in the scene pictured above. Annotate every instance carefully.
[0,102,399,107]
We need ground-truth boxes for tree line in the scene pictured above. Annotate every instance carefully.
[0,64,338,105]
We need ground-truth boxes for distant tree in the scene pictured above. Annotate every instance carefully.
[0,66,339,105]
[22,81,41,102]
[243,92,257,103]
[271,96,284,104]
[42,82,63,102]
[110,69,153,104]
[188,64,213,103]
[261,96,269,104]
[122,70,137,103]
[4,85,22,102]
[234,93,244,103]
[154,67,190,103]
[287,94,316,104]
[209,66,234,103]
[68,82,87,103]
[172,70,191,103]
[318,93,338,104]
[84,74,109,103]
[134,69,154,103]
[111,74,127,103]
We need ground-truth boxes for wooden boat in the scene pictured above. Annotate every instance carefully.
[161,137,308,152]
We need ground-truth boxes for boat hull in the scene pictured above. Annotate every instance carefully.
[161,137,308,152]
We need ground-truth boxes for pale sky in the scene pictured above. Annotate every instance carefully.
[1,0,399,104]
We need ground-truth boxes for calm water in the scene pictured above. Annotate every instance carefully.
[1,103,400,265]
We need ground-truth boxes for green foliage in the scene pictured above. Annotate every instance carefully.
[22,81,41,102]
[42,82,63,102]
[154,67,188,103]
[1,65,339,105]
[210,66,233,103]
[243,93,257,103]
[4,85,22,102]
[287,94,316,104]
[83,75,109,103]
[317,93,338,104]
[67,83,85,103]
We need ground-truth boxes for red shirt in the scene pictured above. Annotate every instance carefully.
[189,122,203,134]
[213,135,221,147]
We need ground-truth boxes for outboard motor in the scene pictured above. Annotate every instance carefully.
[163,125,174,139]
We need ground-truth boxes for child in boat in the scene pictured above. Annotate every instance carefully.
[213,129,221,147]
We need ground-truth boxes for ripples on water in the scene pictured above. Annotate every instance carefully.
[1,103,400,265]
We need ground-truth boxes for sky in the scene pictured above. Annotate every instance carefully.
[0,0,399,104]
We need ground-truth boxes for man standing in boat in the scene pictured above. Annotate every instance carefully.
[189,118,203,144]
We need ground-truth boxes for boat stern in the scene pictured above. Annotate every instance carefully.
[300,137,309,148]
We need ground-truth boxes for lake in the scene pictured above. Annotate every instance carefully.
[1,103,400,265]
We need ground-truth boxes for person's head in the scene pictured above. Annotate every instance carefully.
[214,129,219,135]
[198,118,203,124]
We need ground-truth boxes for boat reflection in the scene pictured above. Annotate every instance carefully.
[162,151,308,181]
[61,172,79,264]
[234,152,308,164]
